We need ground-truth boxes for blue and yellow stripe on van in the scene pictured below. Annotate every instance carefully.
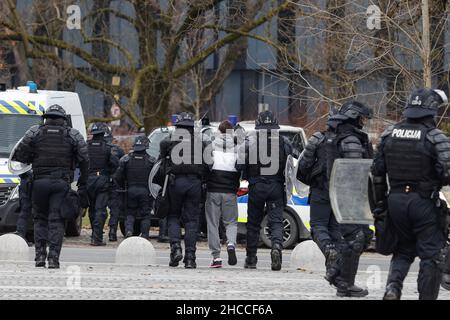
[0,175,20,184]
[0,100,45,115]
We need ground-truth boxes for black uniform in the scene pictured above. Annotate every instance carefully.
[15,171,33,239]
[237,111,292,271]
[87,134,118,245]
[160,113,208,269]
[372,118,450,299]
[372,88,450,300]
[107,142,125,241]
[12,105,88,268]
[114,150,155,239]
[298,101,373,297]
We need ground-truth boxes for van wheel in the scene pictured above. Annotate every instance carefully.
[65,213,82,237]
[260,210,299,249]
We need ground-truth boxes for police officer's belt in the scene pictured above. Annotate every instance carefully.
[390,185,433,198]
[89,170,109,176]
[33,171,71,182]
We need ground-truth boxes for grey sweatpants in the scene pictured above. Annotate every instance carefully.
[205,192,238,259]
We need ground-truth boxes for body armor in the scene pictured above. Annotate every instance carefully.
[32,125,73,173]
[88,139,110,173]
[384,121,439,189]
[126,153,153,186]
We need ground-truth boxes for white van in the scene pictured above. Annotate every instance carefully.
[0,83,87,238]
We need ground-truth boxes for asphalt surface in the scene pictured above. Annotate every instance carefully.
[0,229,448,300]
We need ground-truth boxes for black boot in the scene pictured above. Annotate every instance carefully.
[271,243,282,271]
[35,241,47,268]
[383,283,402,300]
[335,250,368,298]
[47,250,60,269]
[324,243,340,285]
[158,218,170,243]
[91,227,106,246]
[184,253,197,269]
[169,243,183,267]
[244,255,258,269]
[109,225,118,242]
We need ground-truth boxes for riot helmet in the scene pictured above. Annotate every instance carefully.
[43,104,67,119]
[90,122,108,135]
[337,100,372,129]
[133,136,150,152]
[174,112,195,128]
[255,110,280,130]
[403,88,448,119]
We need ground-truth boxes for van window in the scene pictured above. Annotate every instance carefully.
[0,114,42,158]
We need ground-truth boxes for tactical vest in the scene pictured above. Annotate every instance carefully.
[88,139,109,173]
[126,153,152,186]
[308,129,371,189]
[168,135,205,176]
[325,129,371,179]
[384,121,438,187]
[32,125,73,171]
[247,132,287,179]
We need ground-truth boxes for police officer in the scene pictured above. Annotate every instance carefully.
[15,171,33,240]
[87,123,119,246]
[114,136,155,239]
[104,127,125,241]
[297,101,373,297]
[237,110,292,271]
[372,88,450,300]
[160,112,209,268]
[12,104,89,268]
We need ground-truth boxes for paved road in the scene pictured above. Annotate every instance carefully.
[0,241,448,300]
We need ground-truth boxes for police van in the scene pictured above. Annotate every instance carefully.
[147,119,312,248]
[0,82,87,238]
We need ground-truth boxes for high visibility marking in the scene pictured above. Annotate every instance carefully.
[0,100,44,115]
[8,100,28,114]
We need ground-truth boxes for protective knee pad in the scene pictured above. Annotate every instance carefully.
[347,230,366,255]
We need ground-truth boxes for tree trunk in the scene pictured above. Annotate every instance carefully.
[422,0,432,88]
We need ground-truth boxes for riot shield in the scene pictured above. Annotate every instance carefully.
[148,159,162,199]
[7,137,31,175]
[292,152,310,198]
[285,155,295,202]
[329,158,374,224]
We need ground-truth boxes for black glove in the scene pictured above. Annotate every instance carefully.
[372,201,387,220]
[77,185,89,209]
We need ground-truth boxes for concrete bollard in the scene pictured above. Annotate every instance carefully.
[289,240,325,271]
[0,234,30,261]
[115,237,157,266]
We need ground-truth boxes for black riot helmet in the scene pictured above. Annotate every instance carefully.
[403,88,448,119]
[174,112,195,128]
[43,104,67,119]
[133,136,150,152]
[339,100,373,120]
[255,110,280,130]
[90,122,108,135]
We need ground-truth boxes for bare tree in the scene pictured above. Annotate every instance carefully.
[0,0,293,133]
